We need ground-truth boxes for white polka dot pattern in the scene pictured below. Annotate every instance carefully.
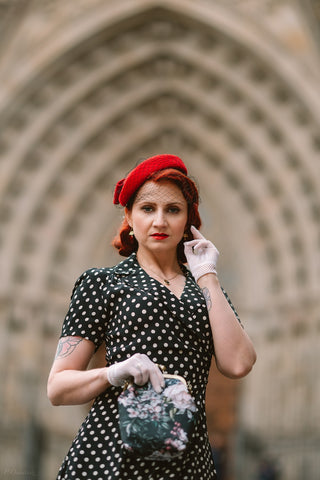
[56,253,237,479]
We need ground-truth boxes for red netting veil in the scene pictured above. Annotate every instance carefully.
[112,154,201,262]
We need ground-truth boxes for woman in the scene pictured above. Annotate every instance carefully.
[47,154,256,479]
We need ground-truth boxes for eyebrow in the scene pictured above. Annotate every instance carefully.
[136,193,183,203]
[135,196,185,206]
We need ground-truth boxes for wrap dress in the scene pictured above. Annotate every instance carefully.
[56,252,239,479]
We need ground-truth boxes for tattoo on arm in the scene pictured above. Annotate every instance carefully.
[201,287,212,312]
[55,337,83,359]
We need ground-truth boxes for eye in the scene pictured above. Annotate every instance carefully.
[141,205,154,213]
[168,206,180,214]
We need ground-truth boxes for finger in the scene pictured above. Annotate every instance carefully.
[149,366,165,393]
[192,239,210,254]
[190,225,205,239]
[132,360,150,386]
[184,239,201,248]
[131,355,154,385]
[133,367,147,386]
[185,239,209,254]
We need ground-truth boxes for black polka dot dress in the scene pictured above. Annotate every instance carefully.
[57,253,219,480]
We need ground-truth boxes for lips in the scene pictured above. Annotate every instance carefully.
[151,233,169,240]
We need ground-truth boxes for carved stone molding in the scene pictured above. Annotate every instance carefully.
[0,4,319,478]
[0,3,319,309]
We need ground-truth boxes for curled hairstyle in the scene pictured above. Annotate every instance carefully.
[112,168,201,263]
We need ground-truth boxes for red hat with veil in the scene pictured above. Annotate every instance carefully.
[113,154,188,206]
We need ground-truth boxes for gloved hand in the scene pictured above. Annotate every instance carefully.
[107,353,165,393]
[184,225,219,282]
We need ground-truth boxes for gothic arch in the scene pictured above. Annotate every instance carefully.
[0,2,319,318]
[1,3,320,478]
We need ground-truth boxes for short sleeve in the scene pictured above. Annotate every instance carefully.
[60,269,108,350]
[221,286,244,328]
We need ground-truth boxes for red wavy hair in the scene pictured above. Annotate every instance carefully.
[112,168,201,263]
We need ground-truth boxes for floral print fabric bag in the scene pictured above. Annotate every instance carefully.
[118,372,198,461]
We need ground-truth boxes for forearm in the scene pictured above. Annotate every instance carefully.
[47,367,111,406]
[198,274,256,378]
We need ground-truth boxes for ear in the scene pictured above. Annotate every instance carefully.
[124,207,132,227]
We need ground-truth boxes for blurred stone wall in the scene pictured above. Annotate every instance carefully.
[0,1,319,479]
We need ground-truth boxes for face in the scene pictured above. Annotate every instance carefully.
[126,180,188,256]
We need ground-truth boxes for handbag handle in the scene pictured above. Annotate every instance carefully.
[122,363,192,393]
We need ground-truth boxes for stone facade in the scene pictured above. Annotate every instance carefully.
[0,1,319,479]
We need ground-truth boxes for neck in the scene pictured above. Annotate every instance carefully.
[136,248,180,276]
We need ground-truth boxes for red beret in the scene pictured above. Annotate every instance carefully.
[113,154,188,206]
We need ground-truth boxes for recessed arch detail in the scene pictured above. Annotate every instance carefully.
[0,2,319,306]
[0,5,320,479]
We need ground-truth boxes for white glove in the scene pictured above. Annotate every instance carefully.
[107,353,165,393]
[184,225,219,282]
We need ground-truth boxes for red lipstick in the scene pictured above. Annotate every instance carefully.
[151,233,169,240]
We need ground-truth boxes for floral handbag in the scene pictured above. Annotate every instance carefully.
[118,367,198,461]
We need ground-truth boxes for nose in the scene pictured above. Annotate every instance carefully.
[153,208,167,228]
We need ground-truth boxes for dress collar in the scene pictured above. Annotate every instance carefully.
[112,252,192,281]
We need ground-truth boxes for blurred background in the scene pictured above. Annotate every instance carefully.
[0,1,319,479]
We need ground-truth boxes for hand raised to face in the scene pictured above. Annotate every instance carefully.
[183,226,219,282]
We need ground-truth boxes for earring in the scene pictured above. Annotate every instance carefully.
[183,232,188,240]
[129,229,134,237]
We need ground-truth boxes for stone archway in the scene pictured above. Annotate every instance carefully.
[0,2,319,478]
